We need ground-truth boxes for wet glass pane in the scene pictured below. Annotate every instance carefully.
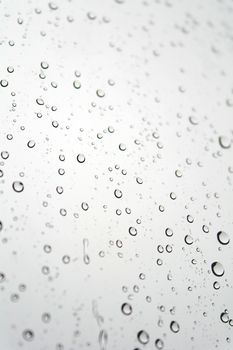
[0,0,233,349]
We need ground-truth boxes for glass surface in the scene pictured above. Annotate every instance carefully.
[0,0,233,349]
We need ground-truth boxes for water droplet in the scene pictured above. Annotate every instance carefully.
[189,116,199,125]
[73,80,81,89]
[184,235,193,245]
[121,302,132,315]
[7,66,14,73]
[1,151,9,159]
[12,181,24,193]
[217,231,230,245]
[87,11,97,20]
[22,329,34,342]
[98,329,108,350]
[27,140,36,148]
[62,255,70,264]
[56,186,64,194]
[137,330,150,345]
[36,98,44,105]
[81,202,89,211]
[0,79,8,87]
[220,311,229,323]
[175,169,182,178]
[219,136,231,149]
[129,226,137,236]
[165,228,173,237]
[48,2,58,10]
[119,143,126,151]
[136,177,143,184]
[155,338,164,349]
[211,261,225,277]
[0,272,6,283]
[77,154,85,163]
[42,312,51,323]
[114,189,122,198]
[96,89,105,98]
[202,225,209,233]
[83,239,90,264]
[41,61,49,69]
[170,320,180,333]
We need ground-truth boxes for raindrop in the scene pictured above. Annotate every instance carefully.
[41,61,49,69]
[27,140,36,148]
[218,136,231,149]
[119,143,126,151]
[0,79,8,87]
[99,329,108,350]
[12,181,24,193]
[184,235,193,245]
[81,202,89,211]
[73,80,81,89]
[114,189,122,198]
[165,228,173,237]
[170,320,180,333]
[42,312,51,323]
[129,226,137,236]
[0,272,5,283]
[155,338,164,349]
[217,231,230,245]
[36,98,44,105]
[211,262,225,277]
[77,154,85,163]
[96,89,105,98]
[1,151,9,159]
[121,302,132,315]
[7,66,14,73]
[220,311,229,323]
[62,255,70,264]
[136,177,143,184]
[22,329,34,342]
[137,330,150,345]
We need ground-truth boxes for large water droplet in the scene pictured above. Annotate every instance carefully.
[77,154,85,163]
[218,136,231,149]
[170,320,180,333]
[211,262,225,277]
[12,181,24,193]
[137,330,150,344]
[129,226,137,236]
[217,231,230,245]
[121,302,132,315]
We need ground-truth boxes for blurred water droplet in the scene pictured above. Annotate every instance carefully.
[22,329,34,342]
